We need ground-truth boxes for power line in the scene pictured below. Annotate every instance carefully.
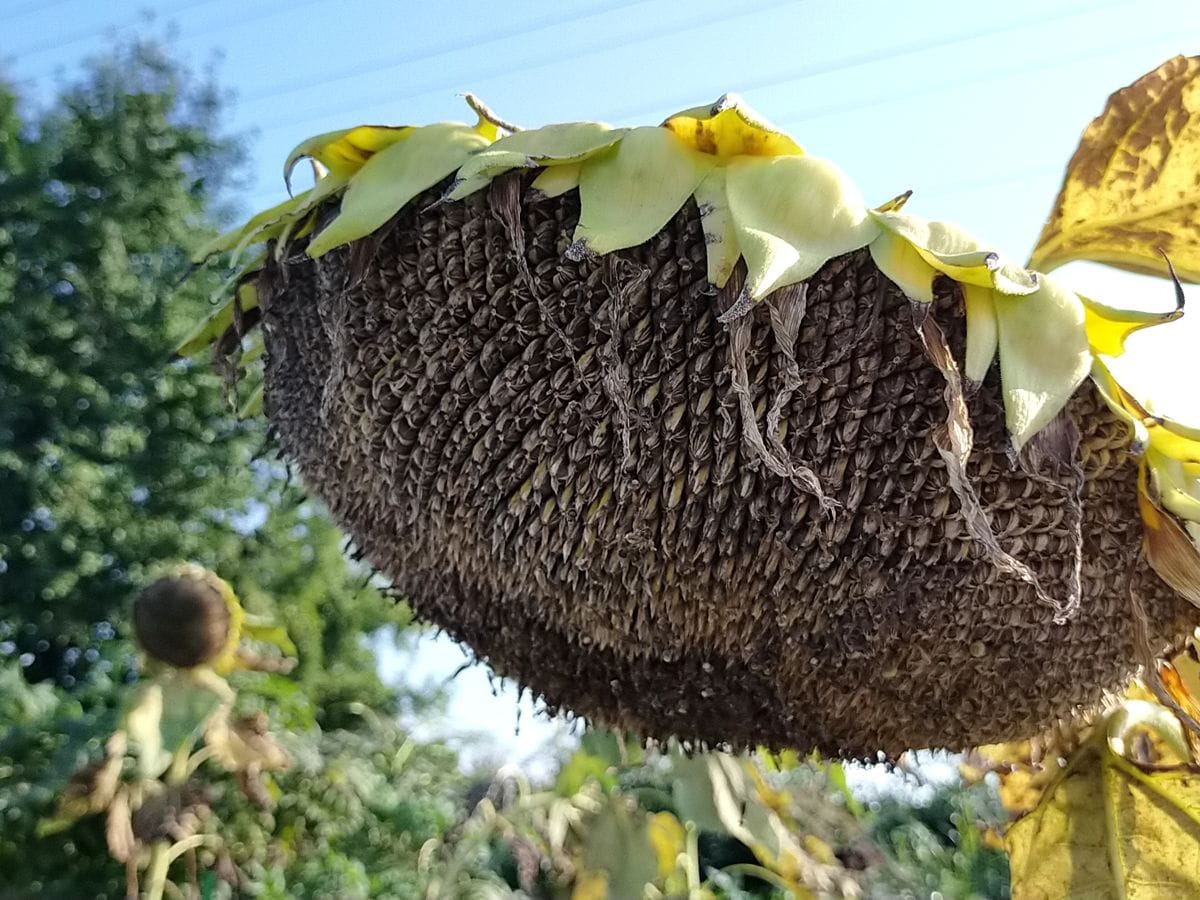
[4,0,76,21]
[251,0,801,132]
[11,0,225,61]
[236,18,1176,211]
[239,0,657,105]
[594,0,1131,125]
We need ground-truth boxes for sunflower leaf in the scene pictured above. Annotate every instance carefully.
[1006,728,1200,898]
[1029,55,1200,281]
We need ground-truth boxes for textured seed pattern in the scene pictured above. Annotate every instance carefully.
[259,175,1197,756]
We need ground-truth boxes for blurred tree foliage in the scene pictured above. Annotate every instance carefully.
[0,38,460,898]
[0,40,408,706]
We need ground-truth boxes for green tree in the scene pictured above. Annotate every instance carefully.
[0,39,463,898]
[0,38,411,715]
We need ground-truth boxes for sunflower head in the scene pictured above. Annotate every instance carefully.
[133,566,242,670]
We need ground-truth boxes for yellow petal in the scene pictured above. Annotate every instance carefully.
[871,210,1039,295]
[993,275,1090,451]
[962,283,999,385]
[444,124,625,202]
[176,280,259,357]
[692,167,740,288]
[726,154,877,300]
[283,124,413,191]
[192,194,305,263]
[307,123,491,258]
[445,150,535,201]
[571,126,714,256]
[1107,377,1200,464]
[1090,358,1153,450]
[1139,462,1200,607]
[1150,448,1200,524]
[868,227,939,302]
[1080,268,1186,356]
[487,121,626,163]
[662,92,803,158]
[874,189,913,213]
[531,162,581,198]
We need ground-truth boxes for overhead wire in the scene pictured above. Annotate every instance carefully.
[249,0,801,132]
[4,0,76,21]
[238,0,660,104]
[12,0,227,60]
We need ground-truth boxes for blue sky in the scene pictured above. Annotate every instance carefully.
[7,0,1200,767]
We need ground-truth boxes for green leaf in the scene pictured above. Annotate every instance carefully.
[669,751,725,833]
[572,126,714,256]
[307,123,491,257]
[993,275,1090,451]
[727,154,877,300]
[237,382,263,419]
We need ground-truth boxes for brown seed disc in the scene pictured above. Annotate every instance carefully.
[133,574,231,669]
[257,175,1197,756]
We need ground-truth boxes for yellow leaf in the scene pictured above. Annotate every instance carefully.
[993,275,1090,451]
[726,154,877,300]
[874,189,913,213]
[1162,656,1200,726]
[1006,730,1200,899]
[1150,448,1200,525]
[283,124,413,190]
[531,162,582,198]
[307,123,491,258]
[1029,55,1200,281]
[662,92,804,158]
[693,167,740,288]
[870,210,1039,296]
[1107,378,1200,465]
[571,126,714,256]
